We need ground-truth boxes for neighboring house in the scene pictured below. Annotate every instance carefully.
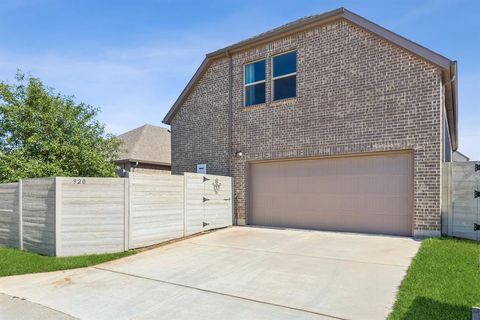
[163,8,458,237]
[452,151,470,162]
[116,124,171,176]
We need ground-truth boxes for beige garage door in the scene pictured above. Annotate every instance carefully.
[248,152,413,236]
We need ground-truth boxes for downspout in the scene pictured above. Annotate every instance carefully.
[450,61,458,151]
[441,67,456,235]
[444,63,457,151]
[444,73,455,86]
[226,49,233,175]
[225,49,236,225]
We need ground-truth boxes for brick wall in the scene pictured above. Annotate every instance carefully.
[171,58,230,176]
[171,18,443,235]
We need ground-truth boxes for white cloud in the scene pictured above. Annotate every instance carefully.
[0,42,207,134]
[0,13,478,161]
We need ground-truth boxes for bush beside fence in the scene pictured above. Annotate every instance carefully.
[0,173,233,256]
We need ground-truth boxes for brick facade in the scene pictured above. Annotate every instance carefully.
[170,19,445,236]
[171,58,230,176]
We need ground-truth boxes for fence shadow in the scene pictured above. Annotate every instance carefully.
[400,296,470,320]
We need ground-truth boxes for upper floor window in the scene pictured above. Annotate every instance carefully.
[244,59,266,106]
[272,51,297,101]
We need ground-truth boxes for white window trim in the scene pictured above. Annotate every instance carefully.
[271,50,297,101]
[243,59,266,107]
[245,79,266,86]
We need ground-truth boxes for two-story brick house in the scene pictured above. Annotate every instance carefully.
[163,8,458,237]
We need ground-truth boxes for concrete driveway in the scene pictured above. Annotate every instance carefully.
[0,227,419,320]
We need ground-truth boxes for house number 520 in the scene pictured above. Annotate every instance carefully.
[73,179,86,184]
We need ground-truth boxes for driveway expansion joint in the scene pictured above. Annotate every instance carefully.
[187,241,411,268]
[0,292,79,320]
[93,266,348,320]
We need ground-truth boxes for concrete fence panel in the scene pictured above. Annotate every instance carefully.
[184,173,233,236]
[22,178,56,256]
[58,177,126,256]
[129,174,184,249]
[0,182,20,248]
[0,173,233,256]
[442,161,480,241]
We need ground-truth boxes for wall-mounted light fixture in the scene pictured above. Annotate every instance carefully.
[234,151,243,158]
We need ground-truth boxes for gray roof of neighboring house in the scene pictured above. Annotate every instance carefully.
[116,124,171,166]
[163,7,458,150]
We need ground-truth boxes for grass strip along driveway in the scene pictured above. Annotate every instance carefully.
[389,237,480,320]
[0,247,136,277]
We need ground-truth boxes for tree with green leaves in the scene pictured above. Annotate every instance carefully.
[0,73,122,182]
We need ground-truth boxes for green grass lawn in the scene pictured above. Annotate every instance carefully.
[0,247,136,277]
[389,237,480,320]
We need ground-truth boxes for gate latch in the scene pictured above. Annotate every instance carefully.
[474,223,480,231]
[475,190,480,199]
[476,164,480,172]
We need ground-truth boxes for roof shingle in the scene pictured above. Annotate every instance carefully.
[116,124,171,165]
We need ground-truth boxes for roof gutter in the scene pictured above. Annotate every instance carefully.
[206,8,345,59]
[163,57,210,124]
[447,61,458,150]
[162,8,346,125]
[163,7,458,146]
[114,159,172,166]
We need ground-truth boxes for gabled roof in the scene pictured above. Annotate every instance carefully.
[116,124,171,166]
[163,7,458,149]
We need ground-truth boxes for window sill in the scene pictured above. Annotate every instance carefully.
[242,103,267,111]
[240,97,297,111]
[270,97,297,107]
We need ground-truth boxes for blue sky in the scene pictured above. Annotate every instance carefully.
[0,0,479,158]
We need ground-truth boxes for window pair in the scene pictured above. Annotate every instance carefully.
[244,51,297,107]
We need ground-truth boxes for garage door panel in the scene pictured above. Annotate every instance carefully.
[256,211,412,235]
[249,153,413,236]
